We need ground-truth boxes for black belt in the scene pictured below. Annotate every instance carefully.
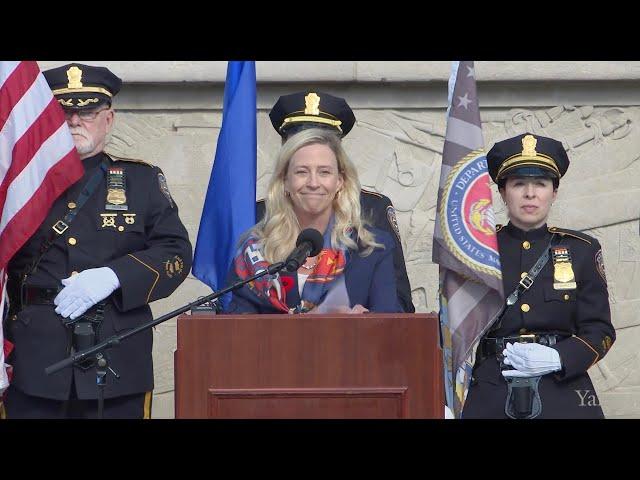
[19,285,109,312]
[479,333,567,361]
[21,285,62,307]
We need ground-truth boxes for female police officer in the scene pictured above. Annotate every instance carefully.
[462,133,615,419]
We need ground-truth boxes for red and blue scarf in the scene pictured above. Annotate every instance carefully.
[232,217,350,313]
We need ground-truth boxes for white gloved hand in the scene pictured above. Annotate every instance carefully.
[54,267,120,320]
[501,342,562,378]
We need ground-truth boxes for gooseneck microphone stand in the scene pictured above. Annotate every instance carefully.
[44,261,286,418]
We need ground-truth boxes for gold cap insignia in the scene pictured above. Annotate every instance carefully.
[66,66,83,89]
[304,92,320,116]
[521,134,537,157]
[77,98,99,107]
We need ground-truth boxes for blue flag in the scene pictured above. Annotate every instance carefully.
[192,61,257,306]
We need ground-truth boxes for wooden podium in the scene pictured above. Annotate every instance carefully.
[174,313,443,418]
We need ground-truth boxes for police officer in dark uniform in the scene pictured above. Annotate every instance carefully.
[462,133,615,419]
[3,63,192,418]
[261,91,415,312]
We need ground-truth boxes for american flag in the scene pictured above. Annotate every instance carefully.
[0,61,83,392]
[432,61,504,417]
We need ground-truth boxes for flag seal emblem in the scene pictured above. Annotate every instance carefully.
[439,150,501,277]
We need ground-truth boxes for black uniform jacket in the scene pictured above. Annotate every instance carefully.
[6,152,192,400]
[256,189,415,313]
[463,222,615,418]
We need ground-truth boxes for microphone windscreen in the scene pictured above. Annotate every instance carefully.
[296,228,324,256]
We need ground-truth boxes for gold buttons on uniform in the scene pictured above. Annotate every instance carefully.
[521,303,530,312]
[564,294,570,301]
[521,272,528,279]
[118,226,124,232]
[68,202,77,209]
[68,237,77,245]
[522,241,531,250]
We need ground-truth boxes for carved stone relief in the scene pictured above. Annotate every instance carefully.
[103,103,640,418]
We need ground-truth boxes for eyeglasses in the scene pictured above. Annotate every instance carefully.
[63,107,109,122]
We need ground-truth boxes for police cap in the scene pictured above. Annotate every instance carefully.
[269,91,356,139]
[43,63,122,110]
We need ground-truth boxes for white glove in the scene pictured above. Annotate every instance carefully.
[54,267,120,320]
[501,342,562,378]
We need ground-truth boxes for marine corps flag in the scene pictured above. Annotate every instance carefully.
[432,61,504,418]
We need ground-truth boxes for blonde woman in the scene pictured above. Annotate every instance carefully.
[225,128,401,314]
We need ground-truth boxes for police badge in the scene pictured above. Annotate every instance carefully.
[105,167,128,211]
[552,246,577,290]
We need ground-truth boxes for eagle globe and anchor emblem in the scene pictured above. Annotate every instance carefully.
[439,150,501,277]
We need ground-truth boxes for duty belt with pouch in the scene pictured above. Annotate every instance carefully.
[483,233,563,419]
[10,284,108,370]
[480,332,565,361]
[505,375,543,420]
[480,332,566,420]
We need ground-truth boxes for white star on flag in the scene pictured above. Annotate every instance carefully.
[457,92,472,109]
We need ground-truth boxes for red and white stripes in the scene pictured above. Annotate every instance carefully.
[0,61,83,391]
[1,270,7,391]
[1,61,83,268]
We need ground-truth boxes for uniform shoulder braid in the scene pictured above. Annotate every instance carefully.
[361,188,385,200]
[106,152,154,167]
[547,226,593,245]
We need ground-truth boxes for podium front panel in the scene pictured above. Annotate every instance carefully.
[175,313,442,418]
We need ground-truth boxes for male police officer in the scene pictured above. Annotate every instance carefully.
[3,63,192,418]
[262,91,415,313]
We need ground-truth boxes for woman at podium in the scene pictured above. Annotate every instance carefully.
[224,128,401,314]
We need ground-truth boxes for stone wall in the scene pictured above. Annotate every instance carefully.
[37,61,640,418]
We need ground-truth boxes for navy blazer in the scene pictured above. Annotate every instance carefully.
[225,227,401,314]
[256,190,415,313]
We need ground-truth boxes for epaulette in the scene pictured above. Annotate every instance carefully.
[548,226,592,245]
[106,152,154,167]
[495,224,504,232]
[361,188,384,199]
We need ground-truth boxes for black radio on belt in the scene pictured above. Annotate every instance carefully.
[64,303,106,369]
[73,322,96,351]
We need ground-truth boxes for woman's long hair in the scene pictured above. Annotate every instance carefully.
[250,128,382,263]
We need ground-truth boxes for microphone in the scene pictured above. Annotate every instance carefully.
[284,228,324,272]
